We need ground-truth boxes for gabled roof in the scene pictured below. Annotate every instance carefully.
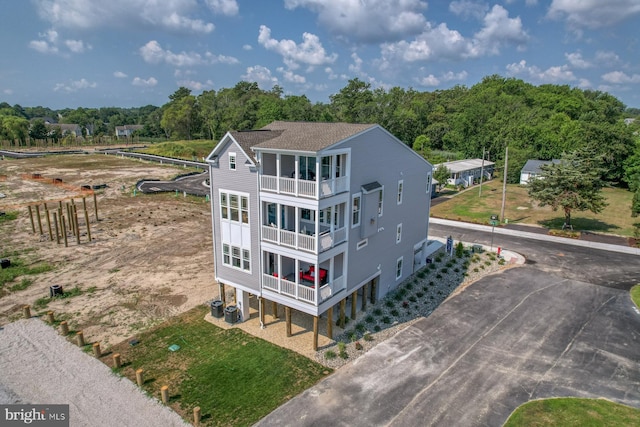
[521,159,560,174]
[434,158,495,173]
[115,125,144,131]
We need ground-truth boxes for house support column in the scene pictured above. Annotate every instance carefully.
[285,307,292,337]
[313,316,319,351]
[327,307,333,339]
[371,278,377,304]
[351,291,357,320]
[339,299,346,329]
[236,289,250,323]
[362,284,368,311]
[272,301,278,319]
[259,297,265,325]
[219,283,226,307]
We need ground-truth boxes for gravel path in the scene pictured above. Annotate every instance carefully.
[0,319,190,427]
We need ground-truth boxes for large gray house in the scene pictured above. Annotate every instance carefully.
[206,121,433,347]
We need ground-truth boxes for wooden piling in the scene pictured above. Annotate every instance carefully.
[76,331,85,347]
[161,385,169,404]
[59,321,69,335]
[327,306,333,340]
[28,205,36,233]
[46,311,54,323]
[285,307,292,337]
[371,279,377,304]
[53,212,60,244]
[66,203,71,232]
[193,407,201,426]
[44,205,53,241]
[82,196,87,212]
[351,290,357,320]
[313,316,319,351]
[57,208,63,238]
[84,209,91,241]
[73,205,80,244]
[362,284,367,311]
[272,301,278,319]
[61,215,68,247]
[93,192,98,220]
[92,342,101,357]
[339,299,346,328]
[135,369,144,387]
[220,283,226,307]
[35,205,43,235]
[112,353,122,368]
[23,305,31,319]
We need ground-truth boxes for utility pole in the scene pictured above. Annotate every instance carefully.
[500,145,508,222]
[479,146,485,197]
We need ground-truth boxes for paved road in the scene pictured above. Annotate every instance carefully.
[137,172,209,196]
[257,223,640,426]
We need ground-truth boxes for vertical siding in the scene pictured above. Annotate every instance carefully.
[210,138,261,293]
[344,127,432,299]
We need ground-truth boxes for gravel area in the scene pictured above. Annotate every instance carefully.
[0,319,190,427]
[313,246,519,369]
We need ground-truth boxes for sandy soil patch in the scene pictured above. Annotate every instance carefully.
[0,154,215,348]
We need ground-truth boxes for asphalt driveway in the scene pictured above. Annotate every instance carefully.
[256,266,640,426]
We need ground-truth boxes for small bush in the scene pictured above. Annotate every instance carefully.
[405,282,413,291]
[440,268,448,274]
[455,242,465,258]
[416,291,424,298]
[355,341,363,350]
[363,333,373,342]
[393,293,403,302]
[385,300,394,308]
[365,315,375,324]
[348,331,357,342]
[446,261,454,268]
[374,325,381,332]
[429,281,435,286]
[355,322,366,333]
[373,308,383,316]
[382,316,391,324]
[473,267,479,272]
[408,295,417,303]
[436,274,442,279]
[325,350,337,359]
[453,267,460,273]
[391,309,400,316]
[498,259,506,265]
[484,260,492,266]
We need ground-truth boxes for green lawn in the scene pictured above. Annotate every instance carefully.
[632,285,640,308]
[107,305,331,427]
[136,140,217,161]
[431,179,638,237]
[504,398,640,426]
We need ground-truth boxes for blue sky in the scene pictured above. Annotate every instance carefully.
[1,0,640,110]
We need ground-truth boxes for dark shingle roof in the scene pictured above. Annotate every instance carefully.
[255,121,376,152]
[521,159,560,174]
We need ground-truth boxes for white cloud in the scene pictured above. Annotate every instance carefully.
[29,40,58,54]
[418,74,441,86]
[139,40,238,67]
[34,0,215,34]
[65,39,91,53]
[258,25,337,70]
[284,0,428,43]
[243,44,253,51]
[416,70,468,87]
[565,51,591,69]
[325,67,338,80]
[3,89,14,95]
[277,67,306,84]
[594,50,621,66]
[471,5,529,56]
[177,79,214,91]
[242,65,278,89]
[601,71,640,84]
[53,78,97,92]
[132,77,158,87]
[113,71,128,78]
[204,0,239,16]
[547,0,640,29]
[449,1,489,21]
[578,78,591,88]
[506,60,576,83]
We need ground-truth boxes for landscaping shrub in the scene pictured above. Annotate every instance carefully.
[325,350,337,360]
[382,316,391,324]
[365,315,375,324]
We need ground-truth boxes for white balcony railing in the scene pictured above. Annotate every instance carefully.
[262,273,318,305]
[262,225,346,253]
[260,174,347,199]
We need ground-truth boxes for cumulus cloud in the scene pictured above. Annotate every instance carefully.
[34,0,215,34]
[132,76,158,87]
[29,40,58,54]
[242,65,278,89]
[565,51,591,69]
[471,5,529,56]
[243,44,253,51]
[547,0,640,29]
[177,79,214,91]
[506,59,576,83]
[416,70,468,86]
[114,71,128,78]
[449,1,489,21]
[277,67,306,84]
[601,71,640,84]
[65,39,91,53]
[284,0,428,44]
[594,50,621,66]
[139,40,238,67]
[53,78,97,92]
[29,28,92,55]
[258,25,337,70]
[205,0,239,15]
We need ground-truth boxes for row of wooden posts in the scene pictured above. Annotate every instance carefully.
[218,279,377,351]
[26,193,99,246]
[20,306,203,426]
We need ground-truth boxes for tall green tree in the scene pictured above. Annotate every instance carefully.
[527,149,608,228]
[433,164,450,191]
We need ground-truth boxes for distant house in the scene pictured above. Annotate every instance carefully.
[624,118,636,126]
[50,123,84,137]
[434,158,495,187]
[519,159,560,185]
[115,125,144,139]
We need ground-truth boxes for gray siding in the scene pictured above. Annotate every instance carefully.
[210,137,261,293]
[342,127,432,298]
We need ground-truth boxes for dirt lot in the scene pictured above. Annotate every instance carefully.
[0,153,214,348]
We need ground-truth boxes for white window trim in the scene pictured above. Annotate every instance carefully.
[351,192,362,228]
[396,223,402,244]
[396,256,403,280]
[378,186,384,217]
[356,239,368,250]
[426,173,432,194]
[221,243,251,273]
[397,180,403,205]
[229,152,236,170]
[219,190,250,225]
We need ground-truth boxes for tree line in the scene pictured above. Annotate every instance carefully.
[1,75,639,192]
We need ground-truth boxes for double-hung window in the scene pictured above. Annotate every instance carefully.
[397,180,403,205]
[222,243,250,272]
[229,153,236,170]
[352,193,361,227]
[220,192,249,224]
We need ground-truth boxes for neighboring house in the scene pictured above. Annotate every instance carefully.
[434,158,495,187]
[624,118,636,126]
[519,159,560,185]
[115,125,144,138]
[206,121,433,348]
[50,123,84,137]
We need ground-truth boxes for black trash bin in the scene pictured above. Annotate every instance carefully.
[49,285,64,297]
[224,305,238,324]
[210,300,224,318]
[0,258,10,269]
